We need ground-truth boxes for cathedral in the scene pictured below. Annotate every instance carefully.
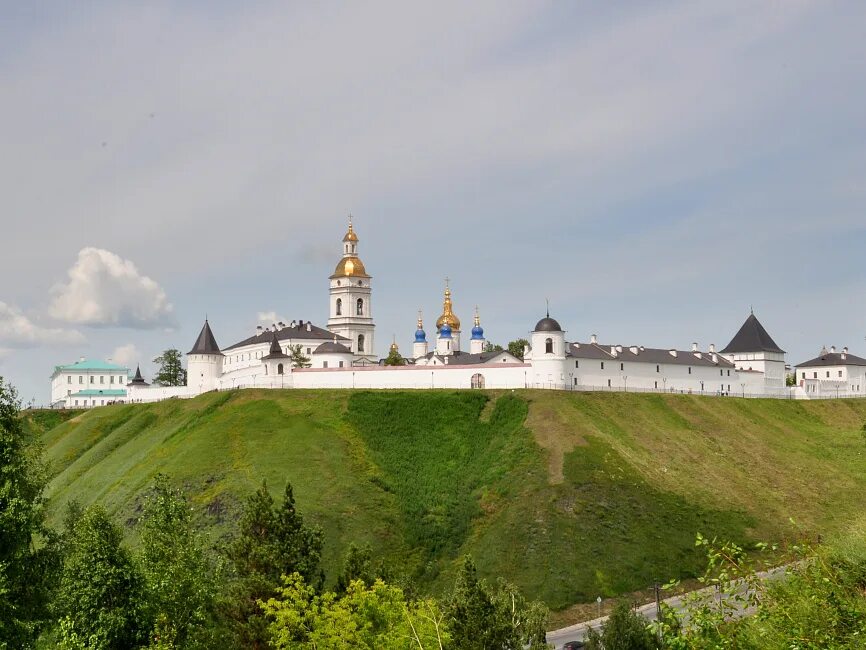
[52,218,806,407]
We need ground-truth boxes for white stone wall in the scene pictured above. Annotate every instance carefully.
[292,363,530,390]
[50,368,129,407]
[796,363,866,397]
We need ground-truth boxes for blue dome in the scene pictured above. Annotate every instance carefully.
[439,323,453,339]
[415,328,427,343]
[471,324,484,340]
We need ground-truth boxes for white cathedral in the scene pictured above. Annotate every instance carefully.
[52,218,812,408]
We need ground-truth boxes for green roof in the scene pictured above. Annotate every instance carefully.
[69,389,127,397]
[55,359,130,373]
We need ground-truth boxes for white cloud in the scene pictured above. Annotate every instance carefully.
[110,343,140,367]
[50,248,174,328]
[257,311,288,325]
[0,301,85,347]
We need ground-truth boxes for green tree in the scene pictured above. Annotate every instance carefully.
[335,542,391,594]
[584,601,659,650]
[507,339,529,361]
[153,349,187,386]
[223,481,324,648]
[384,347,406,366]
[288,344,311,369]
[446,556,550,650]
[56,505,146,650]
[262,573,448,649]
[139,475,222,649]
[484,342,504,353]
[0,377,59,648]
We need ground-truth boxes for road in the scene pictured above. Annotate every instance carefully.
[546,565,789,649]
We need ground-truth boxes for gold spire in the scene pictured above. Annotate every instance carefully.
[390,335,399,352]
[435,277,461,330]
[343,214,359,242]
[417,309,424,330]
[474,305,480,327]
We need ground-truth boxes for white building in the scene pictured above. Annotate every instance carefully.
[794,346,866,398]
[57,217,802,405]
[50,359,130,408]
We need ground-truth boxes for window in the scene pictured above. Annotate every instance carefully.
[814,372,818,379]
[656,365,660,373]
[545,337,553,354]
[688,367,692,375]
[575,360,579,368]
[277,363,284,375]
[826,371,830,378]
[574,378,578,385]
[306,348,311,354]
[727,370,730,376]
[336,298,342,316]
[323,361,329,368]
[471,373,485,389]
[358,334,365,352]
[67,376,71,384]
[727,384,731,392]
[601,361,605,370]
[607,379,611,387]
[839,370,843,378]
[620,362,624,371]
[110,376,115,384]
[357,298,364,316]
[654,381,658,388]
[339,361,344,368]
[79,376,83,384]
[90,376,94,384]
[74,400,78,406]
[720,369,724,376]
[802,372,805,379]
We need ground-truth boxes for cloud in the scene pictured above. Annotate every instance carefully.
[110,343,140,367]
[50,248,174,328]
[256,312,288,325]
[0,301,85,347]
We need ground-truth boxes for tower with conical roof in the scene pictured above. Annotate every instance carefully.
[720,310,786,391]
[187,318,223,392]
[469,307,486,354]
[327,216,376,362]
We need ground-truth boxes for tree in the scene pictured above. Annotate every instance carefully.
[262,573,448,650]
[138,475,222,649]
[288,344,311,369]
[222,481,324,648]
[335,542,391,594]
[56,505,146,649]
[484,342,504,353]
[446,556,550,650]
[507,339,529,361]
[0,377,60,648]
[383,347,406,366]
[153,349,187,386]
[584,600,659,650]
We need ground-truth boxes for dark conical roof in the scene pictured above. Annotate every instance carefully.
[720,313,784,354]
[188,319,222,355]
[262,331,289,360]
[129,364,149,386]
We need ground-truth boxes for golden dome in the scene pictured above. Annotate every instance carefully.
[435,283,461,330]
[331,256,369,278]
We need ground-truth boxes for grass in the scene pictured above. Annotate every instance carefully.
[34,389,866,613]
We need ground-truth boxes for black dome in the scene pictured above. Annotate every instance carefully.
[314,341,352,354]
[534,316,562,332]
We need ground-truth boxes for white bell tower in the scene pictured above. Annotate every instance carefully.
[327,216,376,362]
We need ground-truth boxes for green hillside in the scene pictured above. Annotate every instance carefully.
[37,389,866,611]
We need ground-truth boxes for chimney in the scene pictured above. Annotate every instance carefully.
[616,344,623,353]
[629,345,639,355]
[256,325,263,336]
[692,342,698,352]
[298,320,304,327]
[711,353,718,363]
[709,343,715,353]
[306,322,312,332]
[590,334,598,345]
[610,346,618,357]
[831,345,836,354]
[842,346,848,360]
[290,320,297,328]
[669,349,678,358]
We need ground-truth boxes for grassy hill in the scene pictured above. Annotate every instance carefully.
[36,389,866,612]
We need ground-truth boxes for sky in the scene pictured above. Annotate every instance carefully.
[1,1,865,404]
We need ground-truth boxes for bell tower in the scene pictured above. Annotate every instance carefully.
[327,216,376,362]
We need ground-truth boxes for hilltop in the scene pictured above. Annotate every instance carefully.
[36,390,866,611]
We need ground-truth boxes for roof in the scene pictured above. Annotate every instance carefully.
[128,365,149,386]
[55,359,129,372]
[262,332,290,360]
[314,340,353,355]
[330,257,370,278]
[69,389,127,397]
[188,320,222,355]
[421,350,523,366]
[567,342,735,368]
[720,313,784,354]
[795,351,866,368]
[534,316,563,332]
[225,321,349,351]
